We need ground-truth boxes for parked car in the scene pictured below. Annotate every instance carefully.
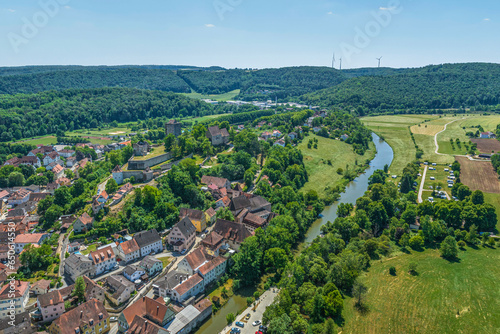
[245,313,251,320]
[180,249,187,255]
[110,317,118,322]
[252,320,262,326]
[235,321,244,328]
[231,328,241,334]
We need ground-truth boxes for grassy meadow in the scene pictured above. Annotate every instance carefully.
[361,115,436,175]
[341,246,500,334]
[182,89,241,102]
[298,134,375,197]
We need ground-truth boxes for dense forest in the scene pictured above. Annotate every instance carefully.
[0,88,220,141]
[302,63,500,113]
[0,68,192,94]
[0,65,347,100]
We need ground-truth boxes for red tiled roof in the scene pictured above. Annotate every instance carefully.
[119,239,139,255]
[121,297,170,326]
[0,280,28,299]
[14,233,47,244]
[90,246,115,264]
[198,256,226,276]
[173,273,203,296]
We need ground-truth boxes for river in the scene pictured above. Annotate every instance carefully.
[195,133,394,334]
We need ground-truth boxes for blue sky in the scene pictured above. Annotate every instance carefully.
[0,0,497,69]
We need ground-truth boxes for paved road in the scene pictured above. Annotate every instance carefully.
[417,165,428,203]
[219,289,279,334]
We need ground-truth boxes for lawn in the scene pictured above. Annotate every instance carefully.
[131,146,168,160]
[298,134,375,197]
[182,89,241,102]
[483,192,500,231]
[208,278,235,305]
[157,256,171,268]
[81,244,97,255]
[11,135,58,146]
[341,246,500,334]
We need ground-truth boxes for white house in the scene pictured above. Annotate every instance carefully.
[0,281,30,320]
[133,229,163,257]
[124,265,146,282]
[116,239,141,263]
[89,246,117,276]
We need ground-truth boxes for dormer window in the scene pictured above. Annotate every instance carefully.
[89,319,94,326]
[75,328,80,334]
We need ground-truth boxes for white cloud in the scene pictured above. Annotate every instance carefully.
[64,6,71,9]
[205,24,215,28]
[379,6,396,11]
[327,11,333,15]
[483,18,490,21]
[7,8,15,12]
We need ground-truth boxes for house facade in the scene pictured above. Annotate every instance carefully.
[167,217,196,252]
[0,281,30,320]
[89,246,117,276]
[133,229,163,257]
[116,239,141,263]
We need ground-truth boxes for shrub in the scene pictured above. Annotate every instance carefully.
[458,240,466,248]
[408,262,418,275]
[389,266,396,276]
[226,313,235,325]
[409,235,424,250]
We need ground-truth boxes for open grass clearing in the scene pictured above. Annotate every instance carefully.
[157,256,171,268]
[483,192,500,231]
[422,163,454,198]
[298,134,375,198]
[341,246,500,334]
[456,156,500,193]
[182,89,241,102]
[131,146,168,161]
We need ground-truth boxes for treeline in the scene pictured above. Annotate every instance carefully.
[302,63,500,113]
[0,88,219,141]
[200,109,274,126]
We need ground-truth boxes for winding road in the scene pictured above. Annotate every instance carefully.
[417,165,428,203]
[434,119,461,155]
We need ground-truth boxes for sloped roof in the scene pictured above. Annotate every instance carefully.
[205,207,216,218]
[51,299,108,334]
[198,256,226,276]
[183,247,208,270]
[133,229,161,248]
[174,217,196,238]
[213,219,252,244]
[200,175,228,188]
[179,208,204,221]
[121,296,171,326]
[119,239,140,255]
[38,289,64,307]
[173,273,203,296]
[201,231,223,248]
[89,246,115,264]
[14,233,47,244]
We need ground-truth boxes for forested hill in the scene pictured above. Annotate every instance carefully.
[0,68,193,94]
[301,63,500,113]
[0,88,217,141]
[0,66,347,99]
[0,65,224,77]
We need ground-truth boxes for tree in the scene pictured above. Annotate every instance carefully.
[409,235,424,250]
[389,266,396,275]
[244,169,254,188]
[54,187,72,207]
[72,276,86,303]
[471,190,484,205]
[440,236,458,259]
[457,184,471,201]
[8,171,24,187]
[226,312,235,325]
[352,280,368,307]
[105,178,118,194]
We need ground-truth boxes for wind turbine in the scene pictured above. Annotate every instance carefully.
[332,52,336,69]
[339,57,342,71]
[376,56,383,68]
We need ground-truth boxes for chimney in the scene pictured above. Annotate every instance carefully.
[80,311,83,318]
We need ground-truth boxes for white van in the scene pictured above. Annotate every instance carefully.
[430,176,435,180]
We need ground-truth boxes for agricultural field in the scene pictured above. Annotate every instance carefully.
[341,246,500,334]
[483,192,500,231]
[410,123,444,135]
[182,89,241,102]
[12,135,58,146]
[471,139,500,154]
[456,157,500,193]
[298,134,375,197]
[361,115,439,175]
